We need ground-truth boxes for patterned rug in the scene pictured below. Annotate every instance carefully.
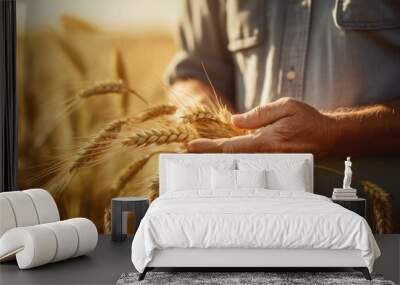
[116,271,395,285]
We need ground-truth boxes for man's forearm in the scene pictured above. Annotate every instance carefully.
[328,101,400,156]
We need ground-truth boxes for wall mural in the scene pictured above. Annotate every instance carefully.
[17,0,399,234]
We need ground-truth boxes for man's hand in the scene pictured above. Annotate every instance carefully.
[188,97,337,158]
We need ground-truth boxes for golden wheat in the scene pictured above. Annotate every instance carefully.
[103,207,111,234]
[114,49,130,115]
[181,104,247,138]
[69,103,231,173]
[61,15,99,34]
[128,104,177,124]
[122,125,198,148]
[69,118,128,172]
[361,180,395,234]
[217,104,235,123]
[36,79,155,147]
[191,119,247,139]
[147,177,160,202]
[110,154,154,193]
[69,105,178,173]
[76,79,147,104]
[181,105,217,123]
[21,21,181,233]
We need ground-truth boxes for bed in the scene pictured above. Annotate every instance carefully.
[131,154,380,281]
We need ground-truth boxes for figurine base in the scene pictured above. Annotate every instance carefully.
[332,188,358,200]
[333,188,357,192]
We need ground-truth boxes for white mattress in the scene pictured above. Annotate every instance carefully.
[131,190,380,273]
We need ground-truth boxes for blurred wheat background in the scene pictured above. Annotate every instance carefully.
[17,0,179,231]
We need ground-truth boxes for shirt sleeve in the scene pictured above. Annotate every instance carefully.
[164,0,235,100]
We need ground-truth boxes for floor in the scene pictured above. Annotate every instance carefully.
[0,235,134,285]
[1,235,399,285]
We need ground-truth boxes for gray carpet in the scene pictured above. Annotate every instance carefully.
[116,272,396,285]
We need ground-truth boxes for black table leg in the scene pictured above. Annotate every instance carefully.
[112,200,124,241]
[130,202,149,234]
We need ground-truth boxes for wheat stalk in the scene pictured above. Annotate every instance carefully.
[69,105,177,173]
[76,79,147,105]
[52,30,86,76]
[122,125,198,148]
[36,79,154,147]
[61,15,99,34]
[109,154,154,194]
[128,104,177,124]
[361,181,396,234]
[114,49,130,115]
[69,118,128,172]
[103,207,111,234]
[110,149,182,197]
[148,177,159,202]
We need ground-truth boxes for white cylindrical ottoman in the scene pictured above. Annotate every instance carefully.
[0,218,98,269]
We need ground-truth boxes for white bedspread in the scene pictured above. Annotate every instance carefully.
[131,190,380,272]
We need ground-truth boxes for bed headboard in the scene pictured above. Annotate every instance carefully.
[159,153,314,195]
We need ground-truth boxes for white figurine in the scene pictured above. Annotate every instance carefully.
[343,157,353,189]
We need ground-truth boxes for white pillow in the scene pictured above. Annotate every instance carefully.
[211,168,236,190]
[167,163,210,191]
[238,159,308,191]
[236,169,267,188]
[211,169,267,190]
[166,159,236,192]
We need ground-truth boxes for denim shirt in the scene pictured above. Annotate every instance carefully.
[165,0,400,112]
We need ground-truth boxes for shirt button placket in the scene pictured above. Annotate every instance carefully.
[279,0,311,101]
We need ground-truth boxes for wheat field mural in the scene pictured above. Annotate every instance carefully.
[17,16,397,234]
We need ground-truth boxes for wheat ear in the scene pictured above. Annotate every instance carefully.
[128,104,177,124]
[182,104,247,138]
[122,125,198,148]
[181,105,217,123]
[69,105,177,173]
[362,181,396,234]
[76,79,147,104]
[148,177,160,202]
[191,119,247,139]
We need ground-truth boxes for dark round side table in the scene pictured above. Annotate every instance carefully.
[111,197,149,242]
